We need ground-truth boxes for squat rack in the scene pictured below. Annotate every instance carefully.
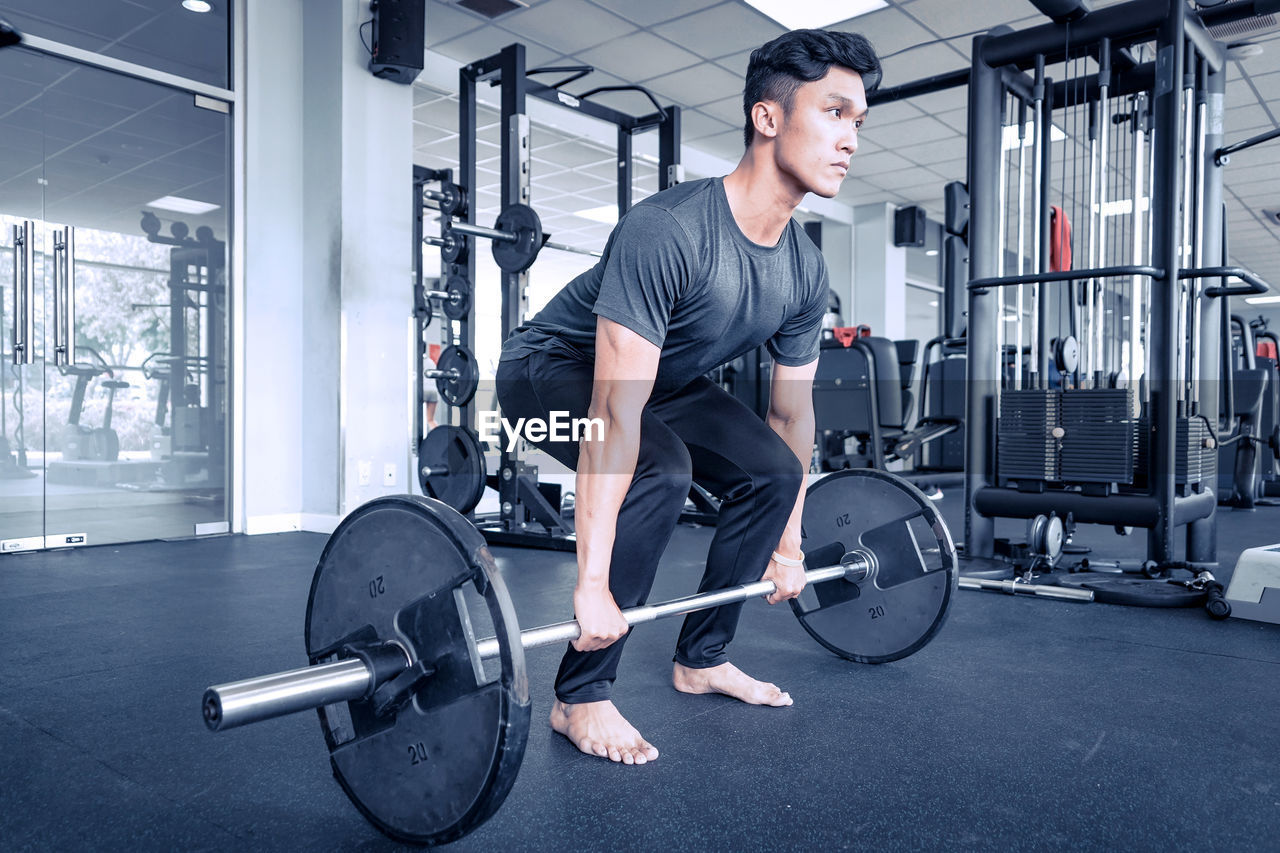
[451,43,683,551]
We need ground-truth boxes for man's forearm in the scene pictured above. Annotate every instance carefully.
[767,411,815,554]
[574,411,641,588]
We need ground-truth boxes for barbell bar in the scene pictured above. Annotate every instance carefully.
[428,222,602,259]
[203,550,873,733]
[426,202,604,272]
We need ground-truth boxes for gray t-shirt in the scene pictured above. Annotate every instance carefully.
[500,176,828,391]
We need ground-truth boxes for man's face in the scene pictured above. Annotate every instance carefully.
[770,66,868,199]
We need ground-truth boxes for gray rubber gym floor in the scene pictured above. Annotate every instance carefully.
[2,490,1278,851]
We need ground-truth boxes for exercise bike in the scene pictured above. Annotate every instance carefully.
[58,347,128,463]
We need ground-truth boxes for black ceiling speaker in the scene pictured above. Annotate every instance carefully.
[368,0,425,85]
[894,206,927,248]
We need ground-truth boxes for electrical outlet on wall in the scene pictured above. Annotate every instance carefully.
[358,460,371,486]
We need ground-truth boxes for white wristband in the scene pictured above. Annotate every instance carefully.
[771,550,805,568]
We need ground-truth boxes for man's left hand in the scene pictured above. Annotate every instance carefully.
[762,553,807,605]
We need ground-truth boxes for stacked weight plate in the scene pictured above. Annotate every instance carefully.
[998,389,1061,483]
[1060,388,1137,484]
[1133,417,1217,487]
[1176,416,1215,486]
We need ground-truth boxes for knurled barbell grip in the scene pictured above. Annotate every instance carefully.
[473,552,872,660]
[424,368,460,380]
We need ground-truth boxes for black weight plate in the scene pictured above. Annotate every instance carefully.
[491,203,543,273]
[437,183,466,218]
[305,495,529,845]
[792,469,958,663]
[417,425,487,514]
[436,345,479,407]
[440,227,468,266]
[1052,573,1207,607]
[443,276,471,321]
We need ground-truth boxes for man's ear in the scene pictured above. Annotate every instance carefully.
[751,101,780,141]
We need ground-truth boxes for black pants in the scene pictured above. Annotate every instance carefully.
[495,348,804,704]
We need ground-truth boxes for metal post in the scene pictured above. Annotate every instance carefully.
[1147,1,1185,564]
[1187,54,1225,565]
[459,63,478,435]
[963,33,1004,560]
[1016,99,1028,390]
[1035,68,1052,387]
[1129,93,1148,391]
[658,105,683,192]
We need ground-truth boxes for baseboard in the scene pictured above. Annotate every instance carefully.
[244,513,301,535]
[300,513,341,534]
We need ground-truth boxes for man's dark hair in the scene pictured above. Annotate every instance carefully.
[742,29,881,148]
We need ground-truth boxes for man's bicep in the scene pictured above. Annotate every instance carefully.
[592,317,659,419]
[769,358,818,421]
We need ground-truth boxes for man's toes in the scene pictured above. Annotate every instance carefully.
[607,745,623,762]
[582,738,606,757]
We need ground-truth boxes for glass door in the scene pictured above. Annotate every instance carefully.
[0,46,230,552]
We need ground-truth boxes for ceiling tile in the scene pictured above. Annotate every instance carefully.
[424,0,484,48]
[497,0,635,55]
[653,3,784,58]
[641,62,742,109]
[826,6,936,60]
[696,94,745,126]
[431,27,558,69]
[578,31,702,83]
[895,136,967,166]
[679,109,737,142]
[715,48,754,78]
[586,0,716,28]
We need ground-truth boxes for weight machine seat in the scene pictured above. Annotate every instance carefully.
[815,337,958,468]
[102,379,130,390]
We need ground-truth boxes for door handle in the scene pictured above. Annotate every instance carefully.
[52,226,75,367]
[11,221,34,365]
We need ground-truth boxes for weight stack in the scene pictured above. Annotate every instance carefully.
[1133,416,1217,487]
[997,389,1061,483]
[1060,388,1137,484]
[1176,417,1215,487]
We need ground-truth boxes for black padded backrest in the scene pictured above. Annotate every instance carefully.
[813,338,904,434]
[863,337,905,427]
[1234,368,1270,419]
[894,339,918,389]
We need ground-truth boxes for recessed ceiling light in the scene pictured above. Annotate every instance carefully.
[1244,294,1280,305]
[147,195,220,215]
[925,249,938,256]
[742,0,888,30]
[574,205,618,225]
[182,1,213,13]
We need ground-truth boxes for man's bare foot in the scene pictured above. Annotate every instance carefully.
[671,661,793,707]
[549,699,659,765]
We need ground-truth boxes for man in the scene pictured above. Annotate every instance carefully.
[495,29,879,764]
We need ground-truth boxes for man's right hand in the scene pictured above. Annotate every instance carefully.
[572,586,629,652]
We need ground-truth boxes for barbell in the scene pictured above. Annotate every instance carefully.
[425,202,604,273]
[424,345,479,407]
[421,276,471,325]
[200,469,957,845]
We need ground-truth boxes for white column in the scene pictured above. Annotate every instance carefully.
[851,202,907,339]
